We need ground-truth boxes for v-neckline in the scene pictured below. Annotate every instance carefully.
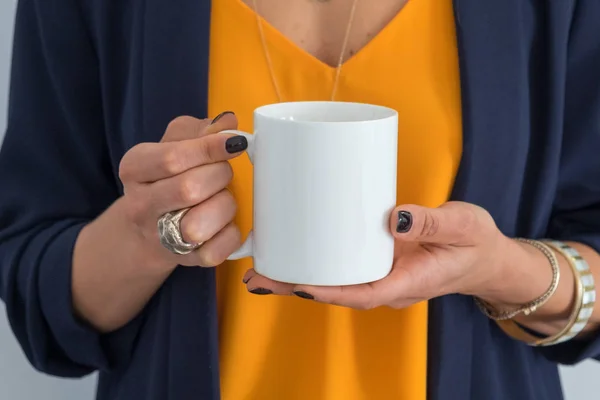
[235,0,414,71]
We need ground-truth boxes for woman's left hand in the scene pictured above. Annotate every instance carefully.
[243,201,526,309]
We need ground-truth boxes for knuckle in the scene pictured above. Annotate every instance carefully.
[197,248,220,267]
[221,190,238,214]
[195,251,213,267]
[199,225,240,267]
[180,214,203,244]
[389,301,407,310]
[198,137,228,165]
[167,115,196,133]
[457,208,478,237]
[420,213,440,238]
[196,139,213,163]
[177,178,201,204]
[359,298,379,310]
[160,149,182,175]
[118,147,140,182]
[354,302,374,311]
[215,162,234,184]
[229,225,242,247]
[118,160,132,182]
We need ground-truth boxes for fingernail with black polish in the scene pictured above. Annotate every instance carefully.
[249,288,272,295]
[396,210,413,233]
[293,291,314,300]
[211,111,234,125]
[242,277,251,284]
[225,136,248,154]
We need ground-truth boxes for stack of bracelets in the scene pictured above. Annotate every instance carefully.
[474,239,596,346]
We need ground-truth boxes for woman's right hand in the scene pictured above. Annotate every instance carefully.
[118,112,246,271]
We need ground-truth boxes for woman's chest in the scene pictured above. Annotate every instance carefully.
[239,0,409,66]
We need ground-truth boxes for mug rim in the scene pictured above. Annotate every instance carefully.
[253,101,398,124]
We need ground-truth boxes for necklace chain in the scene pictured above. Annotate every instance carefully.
[251,0,359,102]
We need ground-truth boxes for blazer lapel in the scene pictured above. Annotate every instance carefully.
[141,1,221,399]
[429,2,535,399]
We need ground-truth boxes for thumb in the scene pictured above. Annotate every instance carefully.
[390,202,482,245]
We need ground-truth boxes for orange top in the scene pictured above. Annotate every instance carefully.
[209,0,462,399]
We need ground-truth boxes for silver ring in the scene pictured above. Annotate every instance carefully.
[157,208,202,255]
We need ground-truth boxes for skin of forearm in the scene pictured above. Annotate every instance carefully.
[72,198,176,333]
[483,240,600,337]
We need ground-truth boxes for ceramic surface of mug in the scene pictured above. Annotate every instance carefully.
[224,101,398,286]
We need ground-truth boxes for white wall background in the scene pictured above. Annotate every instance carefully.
[0,1,598,399]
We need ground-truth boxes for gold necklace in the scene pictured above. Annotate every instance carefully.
[251,0,359,102]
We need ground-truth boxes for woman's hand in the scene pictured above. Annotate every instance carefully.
[73,111,250,331]
[243,201,532,309]
[118,112,246,271]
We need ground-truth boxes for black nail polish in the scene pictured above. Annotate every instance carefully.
[242,277,250,284]
[210,111,234,125]
[225,136,248,154]
[293,291,314,300]
[396,210,413,233]
[249,288,272,295]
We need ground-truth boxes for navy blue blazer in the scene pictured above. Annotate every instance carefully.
[1,1,600,399]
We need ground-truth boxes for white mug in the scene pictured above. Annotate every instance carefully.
[223,101,398,286]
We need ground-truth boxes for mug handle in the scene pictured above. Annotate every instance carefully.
[220,129,255,260]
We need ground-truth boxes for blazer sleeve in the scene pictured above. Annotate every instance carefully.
[0,0,143,377]
[540,0,600,365]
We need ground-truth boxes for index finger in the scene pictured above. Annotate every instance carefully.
[121,111,245,183]
[122,133,248,183]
